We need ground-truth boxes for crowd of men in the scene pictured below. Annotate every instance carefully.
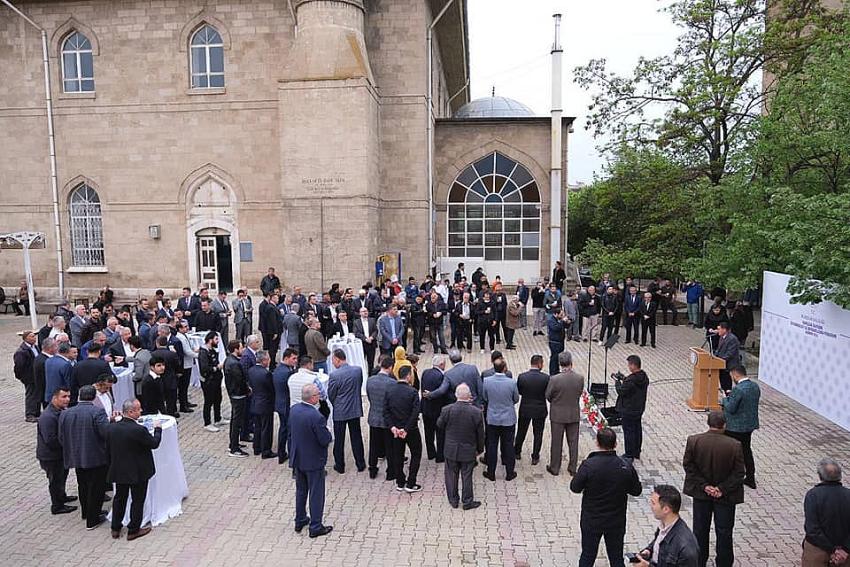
[9,263,849,564]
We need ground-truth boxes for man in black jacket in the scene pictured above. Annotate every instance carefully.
[141,357,166,415]
[513,355,549,465]
[194,299,221,334]
[152,336,180,417]
[570,428,642,567]
[36,387,76,514]
[437,382,485,510]
[248,350,277,459]
[198,332,224,430]
[260,267,281,297]
[578,285,601,342]
[107,398,162,541]
[426,291,448,354]
[258,293,282,371]
[14,330,40,421]
[600,285,621,345]
[70,342,112,404]
[634,485,700,567]
[224,340,250,457]
[802,458,850,567]
[640,292,659,348]
[383,365,422,493]
[420,355,448,462]
[615,355,649,461]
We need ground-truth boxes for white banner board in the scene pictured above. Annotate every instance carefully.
[760,271,850,431]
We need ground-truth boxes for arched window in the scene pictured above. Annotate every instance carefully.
[447,152,540,261]
[61,32,94,92]
[69,183,105,266]
[190,25,224,88]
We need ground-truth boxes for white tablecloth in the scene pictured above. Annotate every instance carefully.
[187,332,224,388]
[108,414,189,527]
[111,365,135,413]
[327,336,368,395]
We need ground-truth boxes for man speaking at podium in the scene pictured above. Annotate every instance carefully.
[712,323,740,393]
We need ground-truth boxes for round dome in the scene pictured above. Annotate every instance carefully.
[454,96,535,119]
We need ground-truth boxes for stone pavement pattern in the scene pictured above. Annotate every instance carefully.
[1,314,848,567]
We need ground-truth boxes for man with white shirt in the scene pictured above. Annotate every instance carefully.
[103,317,121,346]
[175,321,199,414]
[232,289,253,343]
[107,327,133,367]
[212,291,232,345]
[288,356,329,410]
[48,316,66,340]
[334,310,353,338]
[353,307,378,372]
[93,374,116,419]
[69,306,88,347]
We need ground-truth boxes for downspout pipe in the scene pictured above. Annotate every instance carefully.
[2,0,65,298]
[549,13,563,272]
[427,0,457,277]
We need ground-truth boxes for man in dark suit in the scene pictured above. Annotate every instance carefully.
[34,338,57,413]
[437,382,485,510]
[152,336,180,417]
[37,386,76,515]
[224,340,251,457]
[273,348,298,463]
[248,350,277,459]
[141,357,167,415]
[420,355,449,462]
[258,293,282,371]
[425,349,483,407]
[176,287,200,328]
[683,411,746,567]
[232,289,253,343]
[107,398,162,541]
[615,355,650,461]
[45,342,76,406]
[70,341,112,403]
[514,354,550,465]
[570,428,643,567]
[327,350,366,473]
[58,385,110,530]
[622,285,641,345]
[384,365,423,492]
[332,310,353,338]
[353,307,378,372]
[546,350,585,476]
[426,291,448,354]
[712,322,741,392]
[14,330,41,421]
[640,291,658,348]
[290,383,333,538]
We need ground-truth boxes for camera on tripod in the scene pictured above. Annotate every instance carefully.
[611,371,625,382]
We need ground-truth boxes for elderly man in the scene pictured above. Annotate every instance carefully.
[59,385,110,530]
[290,383,333,538]
[353,306,378,371]
[37,386,76,515]
[107,326,134,368]
[481,358,519,482]
[45,342,76,406]
[421,354,448,462]
[802,458,850,567]
[14,330,41,422]
[546,351,586,476]
[69,305,88,347]
[328,349,366,474]
[437,383,485,510]
[425,349,483,407]
[248,350,277,459]
[107,399,162,541]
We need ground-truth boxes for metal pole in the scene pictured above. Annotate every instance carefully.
[1,0,65,298]
[23,243,39,330]
[550,13,563,272]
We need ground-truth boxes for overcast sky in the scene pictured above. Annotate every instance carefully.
[467,0,679,184]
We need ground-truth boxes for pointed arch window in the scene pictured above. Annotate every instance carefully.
[447,152,540,261]
[61,32,94,92]
[69,183,105,266]
[190,25,224,88]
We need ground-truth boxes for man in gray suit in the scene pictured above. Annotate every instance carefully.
[365,355,397,480]
[378,304,403,355]
[69,305,88,347]
[713,322,740,393]
[481,358,519,481]
[232,289,253,343]
[212,291,232,345]
[437,383,485,510]
[328,349,366,474]
[424,349,483,407]
[284,303,304,350]
[546,351,585,476]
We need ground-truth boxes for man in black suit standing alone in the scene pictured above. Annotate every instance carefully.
[437,382,485,510]
[248,350,277,459]
[107,399,162,541]
[640,292,658,348]
[14,330,41,421]
[513,354,550,465]
[259,293,282,371]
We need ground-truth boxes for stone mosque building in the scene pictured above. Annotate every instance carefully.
[0,0,572,299]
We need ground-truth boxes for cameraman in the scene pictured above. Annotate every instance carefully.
[615,355,649,461]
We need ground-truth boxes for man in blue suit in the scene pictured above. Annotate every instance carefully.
[272,348,298,463]
[721,365,760,489]
[45,343,76,405]
[378,305,403,355]
[290,383,333,538]
[547,306,567,376]
[247,350,276,459]
[328,349,366,474]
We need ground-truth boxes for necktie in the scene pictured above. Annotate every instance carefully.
[390,318,396,338]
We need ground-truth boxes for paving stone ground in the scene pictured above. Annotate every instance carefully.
[1,313,848,566]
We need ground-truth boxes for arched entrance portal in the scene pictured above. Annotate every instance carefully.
[186,176,240,292]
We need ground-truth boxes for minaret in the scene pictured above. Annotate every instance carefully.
[549,13,564,269]
[278,0,379,290]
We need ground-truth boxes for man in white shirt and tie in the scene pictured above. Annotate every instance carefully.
[354,307,378,372]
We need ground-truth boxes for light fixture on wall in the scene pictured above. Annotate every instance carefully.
[148,225,161,239]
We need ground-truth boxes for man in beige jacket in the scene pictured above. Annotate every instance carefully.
[546,351,585,476]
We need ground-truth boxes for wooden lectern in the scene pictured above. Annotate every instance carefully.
[687,347,726,411]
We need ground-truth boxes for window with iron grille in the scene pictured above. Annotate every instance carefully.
[69,183,105,267]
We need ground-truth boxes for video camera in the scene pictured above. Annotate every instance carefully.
[611,371,626,382]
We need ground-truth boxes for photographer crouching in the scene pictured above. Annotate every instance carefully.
[614,355,649,462]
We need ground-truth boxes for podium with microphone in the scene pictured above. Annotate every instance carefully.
[686,347,726,411]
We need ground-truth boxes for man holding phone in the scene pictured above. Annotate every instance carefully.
[630,485,699,566]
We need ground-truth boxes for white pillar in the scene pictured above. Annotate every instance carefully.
[549,13,563,269]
